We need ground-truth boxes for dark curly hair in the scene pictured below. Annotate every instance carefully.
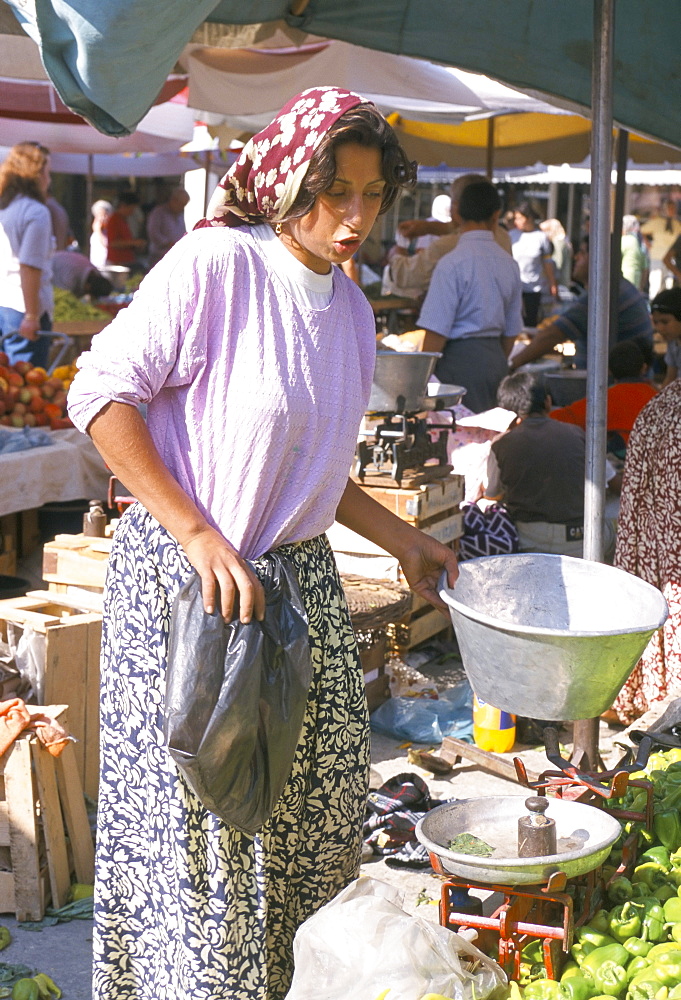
[284,105,416,220]
[0,141,50,209]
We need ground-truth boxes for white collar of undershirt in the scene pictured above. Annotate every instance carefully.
[251,224,333,295]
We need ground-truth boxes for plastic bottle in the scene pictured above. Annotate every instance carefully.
[472,694,516,752]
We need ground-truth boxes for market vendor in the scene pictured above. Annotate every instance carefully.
[67,87,458,1000]
[52,250,113,299]
[485,371,617,560]
[508,237,653,371]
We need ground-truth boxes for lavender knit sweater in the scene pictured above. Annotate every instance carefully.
[68,226,376,559]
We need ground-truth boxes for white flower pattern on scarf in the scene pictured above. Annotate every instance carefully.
[199,87,368,229]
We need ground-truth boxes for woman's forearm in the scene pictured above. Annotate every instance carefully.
[88,401,209,548]
[19,263,42,317]
[336,478,422,558]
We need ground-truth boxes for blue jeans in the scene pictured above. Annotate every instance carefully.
[0,307,52,367]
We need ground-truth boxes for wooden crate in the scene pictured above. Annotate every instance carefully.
[391,591,452,652]
[42,533,111,593]
[0,597,102,801]
[328,476,464,584]
[0,510,41,561]
[0,705,94,921]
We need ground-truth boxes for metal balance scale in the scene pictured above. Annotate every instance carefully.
[414,552,671,981]
[356,351,466,486]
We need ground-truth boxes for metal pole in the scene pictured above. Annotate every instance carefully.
[85,153,94,253]
[610,129,629,348]
[486,118,495,180]
[572,0,615,772]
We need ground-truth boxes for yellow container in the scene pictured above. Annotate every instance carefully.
[472,694,516,752]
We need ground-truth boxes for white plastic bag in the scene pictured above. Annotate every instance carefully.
[8,624,45,703]
[285,877,507,1000]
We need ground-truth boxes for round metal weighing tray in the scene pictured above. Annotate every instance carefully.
[416,795,622,885]
[439,554,668,720]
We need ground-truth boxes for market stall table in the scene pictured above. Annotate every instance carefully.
[0,428,111,520]
[368,295,419,335]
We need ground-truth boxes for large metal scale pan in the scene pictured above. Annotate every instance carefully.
[416,795,622,885]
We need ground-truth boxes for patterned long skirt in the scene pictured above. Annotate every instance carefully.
[612,381,681,725]
[93,504,370,1000]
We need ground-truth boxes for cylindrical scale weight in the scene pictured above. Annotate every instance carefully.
[83,499,107,538]
[517,796,557,858]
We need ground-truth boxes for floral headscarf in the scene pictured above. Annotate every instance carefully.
[198,87,369,228]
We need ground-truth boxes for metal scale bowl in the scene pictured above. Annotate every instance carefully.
[416,794,622,886]
[438,553,669,720]
[357,351,466,485]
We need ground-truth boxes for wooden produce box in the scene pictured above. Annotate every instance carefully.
[0,597,101,801]
[0,704,95,921]
[329,472,463,579]
[358,633,390,712]
[42,533,111,595]
[391,592,452,652]
[329,477,463,650]
[0,510,41,563]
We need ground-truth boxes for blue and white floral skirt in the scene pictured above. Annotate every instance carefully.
[93,504,370,1000]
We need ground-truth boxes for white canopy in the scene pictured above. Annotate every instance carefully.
[182,39,573,130]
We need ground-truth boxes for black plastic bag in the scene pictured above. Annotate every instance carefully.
[163,551,312,835]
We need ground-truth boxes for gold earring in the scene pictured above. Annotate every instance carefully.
[275,222,283,235]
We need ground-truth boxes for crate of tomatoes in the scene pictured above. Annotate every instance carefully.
[0,352,74,431]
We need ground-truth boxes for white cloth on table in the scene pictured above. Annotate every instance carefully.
[0,427,110,518]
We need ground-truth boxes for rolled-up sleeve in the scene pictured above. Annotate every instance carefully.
[67,238,204,433]
[19,204,52,270]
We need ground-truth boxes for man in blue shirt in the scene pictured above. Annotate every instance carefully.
[509,237,653,371]
[417,180,523,412]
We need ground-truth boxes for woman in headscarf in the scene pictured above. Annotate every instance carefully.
[608,380,681,725]
[0,141,53,367]
[68,88,459,1000]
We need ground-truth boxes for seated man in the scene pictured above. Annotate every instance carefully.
[485,372,616,560]
[417,180,523,413]
[509,237,653,371]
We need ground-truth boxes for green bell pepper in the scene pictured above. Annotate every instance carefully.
[633,865,670,892]
[627,957,653,981]
[582,944,631,981]
[624,939,654,959]
[648,952,681,989]
[664,899,681,924]
[647,944,681,961]
[639,900,667,943]
[670,925,681,946]
[523,979,564,1000]
[581,927,620,950]
[667,985,681,999]
[641,848,672,871]
[523,940,545,965]
[574,941,602,966]
[591,911,615,934]
[610,904,644,943]
[561,974,599,1000]
[653,884,677,904]
[609,879,636,906]
[626,980,666,1000]
[654,812,681,854]
[593,961,629,996]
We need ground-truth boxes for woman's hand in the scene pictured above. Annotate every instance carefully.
[18,313,40,340]
[397,534,459,616]
[181,524,266,623]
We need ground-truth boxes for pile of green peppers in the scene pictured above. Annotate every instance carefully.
[508,748,681,1000]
